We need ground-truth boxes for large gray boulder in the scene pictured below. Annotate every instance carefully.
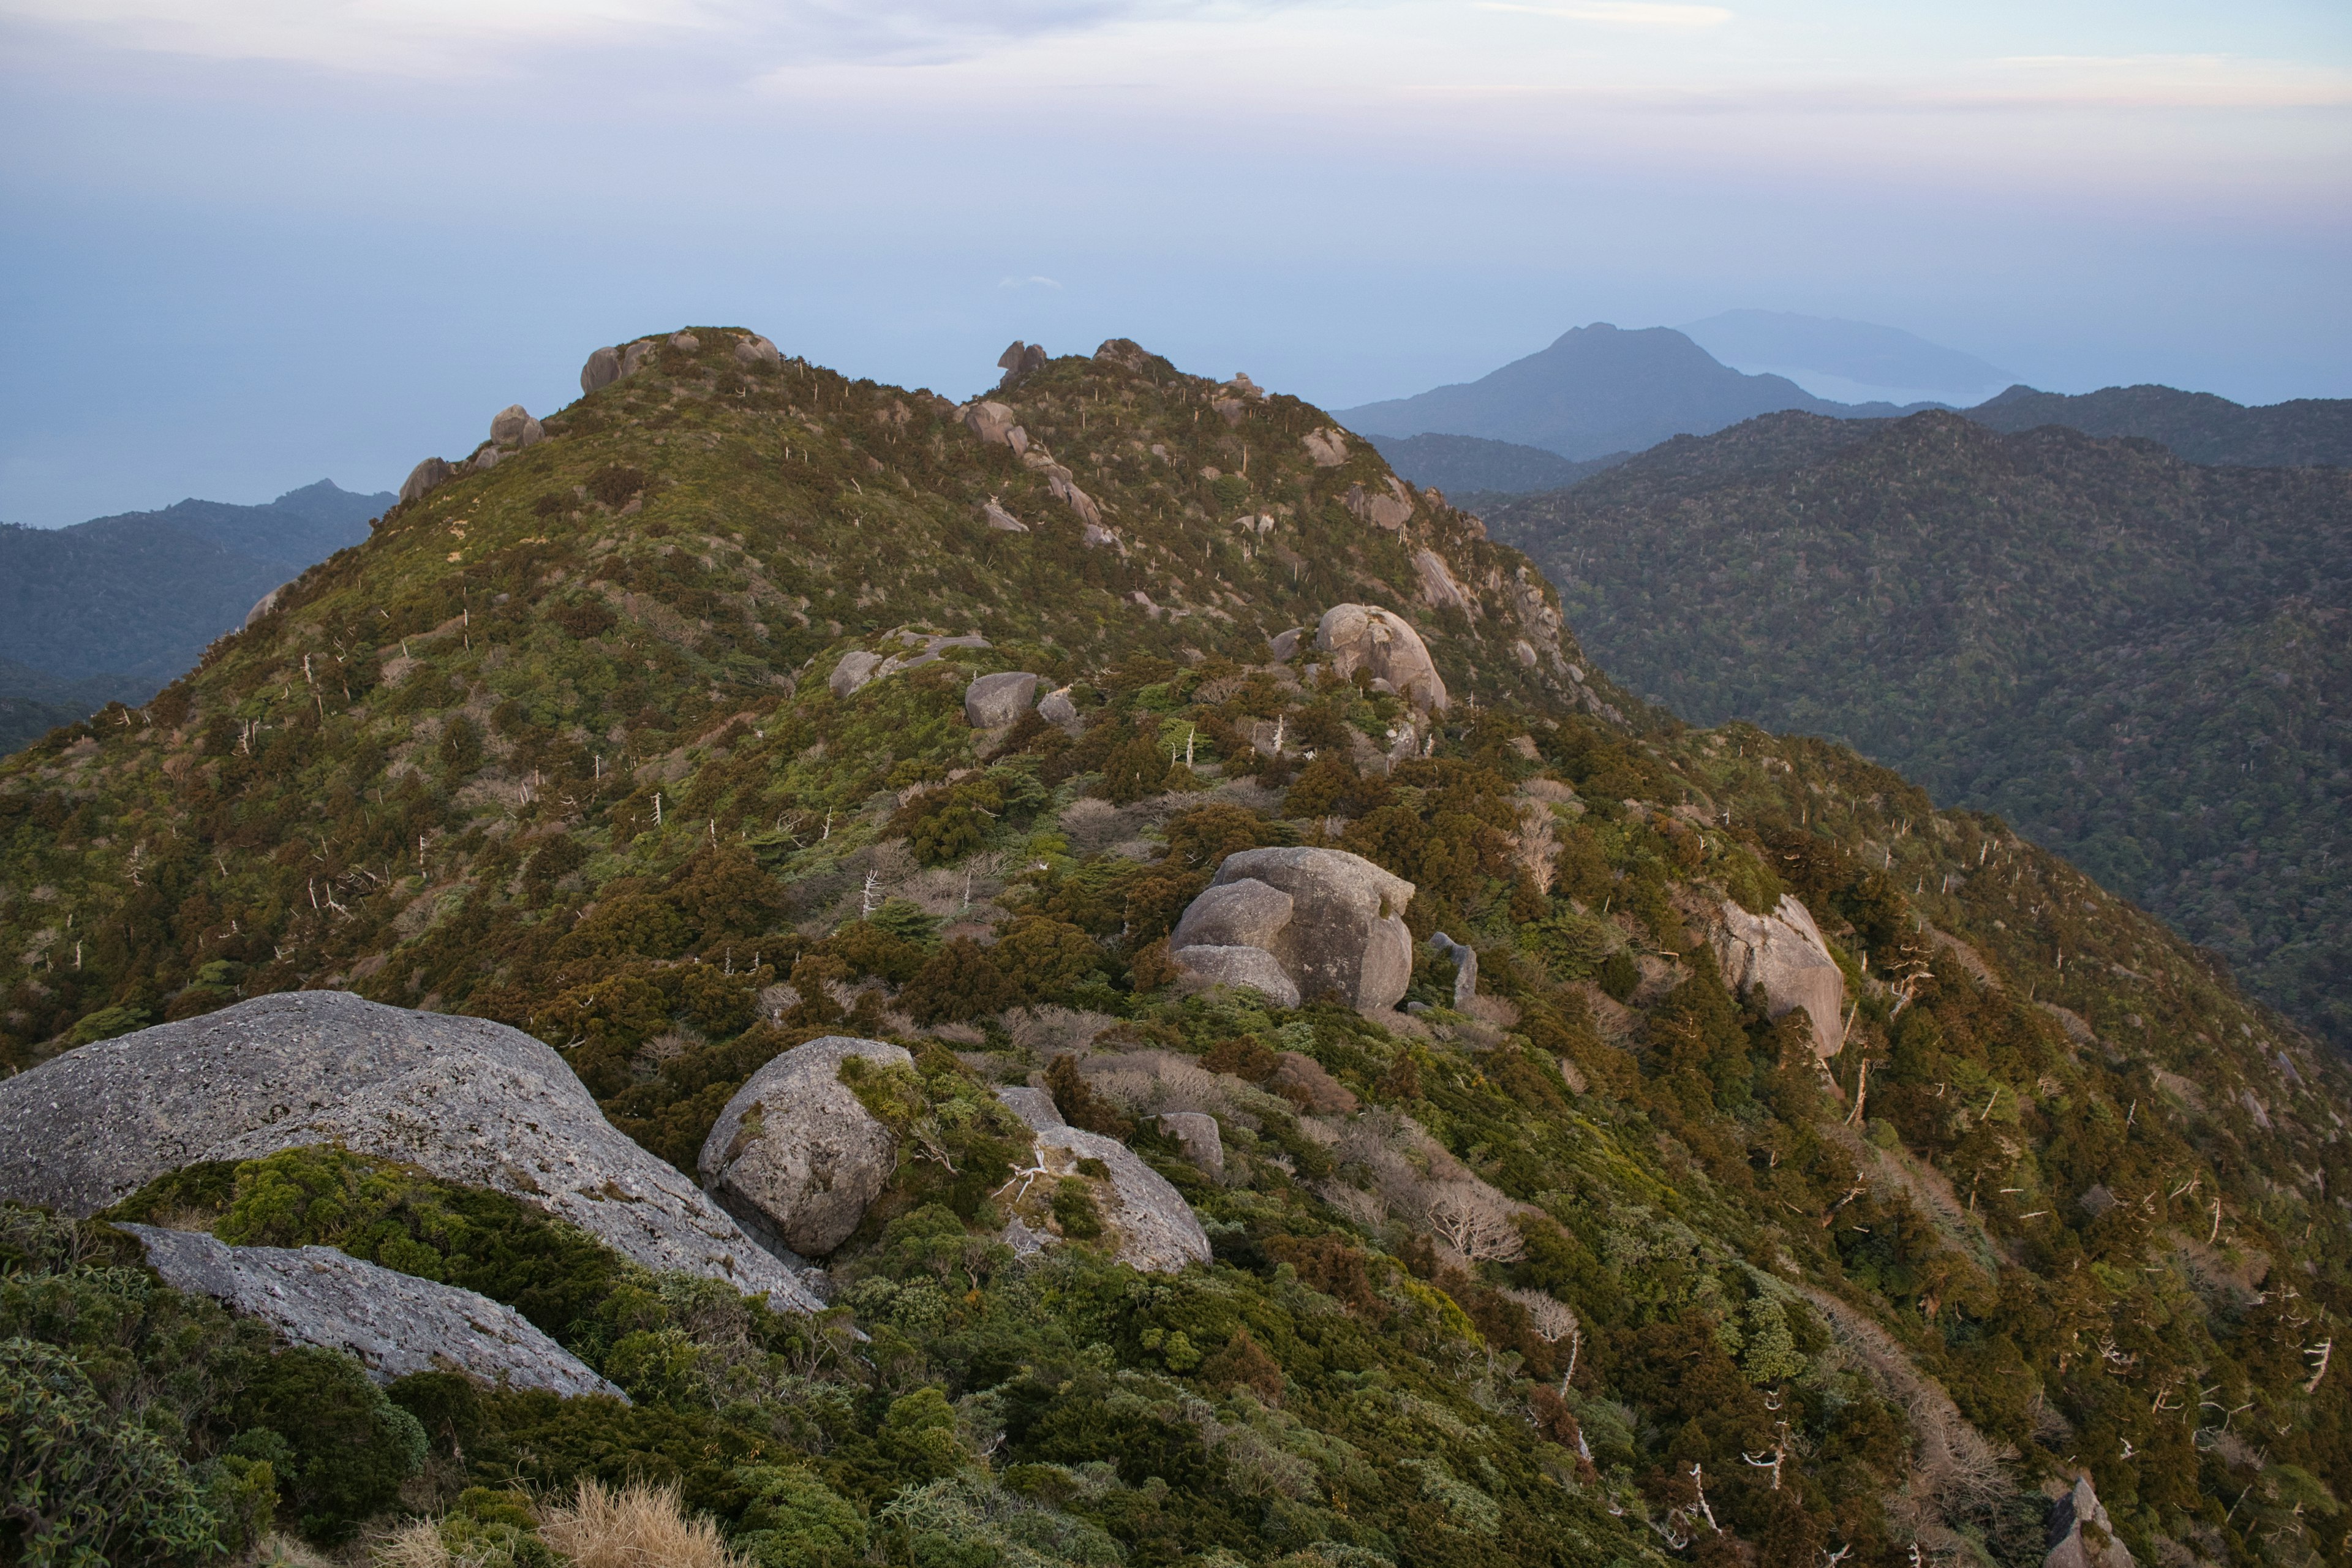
[489,404,544,449]
[2046,1477,2133,1568]
[1709,895,1846,1057]
[399,457,452,505]
[965,671,1039,728]
[1169,848,1415,1011]
[0,992,822,1311]
[992,1088,1208,1273]
[964,401,1022,448]
[734,334,781,367]
[831,650,886,698]
[581,346,622,393]
[121,1224,620,1399]
[1315,604,1448,712]
[1170,878,1292,950]
[699,1036,910,1259]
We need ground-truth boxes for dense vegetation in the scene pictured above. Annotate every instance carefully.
[1490,410,2352,1049]
[1362,435,1623,503]
[1,334,2346,1568]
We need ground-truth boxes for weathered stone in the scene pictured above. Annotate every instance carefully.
[1170,878,1292,951]
[581,346,622,393]
[1158,1112,1223,1178]
[1267,627,1305,662]
[1412,549,1473,614]
[1045,470,1102,527]
[669,331,700,352]
[990,1089,1209,1273]
[1080,521,1118,549]
[965,671,1039,728]
[1208,846,1415,1011]
[965,401,1019,448]
[620,340,655,377]
[1301,428,1349,467]
[997,1086,1065,1133]
[399,457,452,505]
[1342,477,1415,530]
[1427,932,1478,1008]
[121,1225,621,1399]
[2046,1477,2134,1568]
[1171,945,1302,1009]
[981,500,1027,533]
[830,649,886,698]
[1093,338,1153,372]
[700,1036,910,1259]
[997,341,1029,372]
[734,334,781,367]
[1710,895,1847,1058]
[470,447,502,473]
[0,992,822,1310]
[243,584,288,630]
[490,405,544,450]
[1315,604,1449,712]
[1037,687,1081,731]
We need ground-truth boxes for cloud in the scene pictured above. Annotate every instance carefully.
[0,0,1199,75]
[1473,2,1732,30]
[1981,53,2352,110]
[999,276,1065,288]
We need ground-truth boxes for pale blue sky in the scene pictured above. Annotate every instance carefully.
[2,0,2346,523]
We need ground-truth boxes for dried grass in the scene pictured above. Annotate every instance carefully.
[369,1520,453,1568]
[251,1533,341,1568]
[538,1479,746,1568]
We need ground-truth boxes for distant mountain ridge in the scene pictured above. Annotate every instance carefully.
[1967,382,2352,467]
[0,478,389,755]
[1335,323,1940,459]
[1680,309,2013,399]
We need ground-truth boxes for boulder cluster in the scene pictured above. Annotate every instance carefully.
[1170,847,1416,1013]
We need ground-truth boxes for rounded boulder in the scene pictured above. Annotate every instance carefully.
[700,1036,911,1259]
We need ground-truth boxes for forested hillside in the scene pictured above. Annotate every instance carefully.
[1489,410,2352,1049]
[2,335,2345,1568]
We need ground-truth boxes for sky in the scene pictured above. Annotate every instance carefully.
[2,0,2347,525]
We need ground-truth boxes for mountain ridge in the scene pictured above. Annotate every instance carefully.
[2,330,2345,1568]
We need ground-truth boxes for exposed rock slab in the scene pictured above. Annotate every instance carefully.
[1315,604,1449,712]
[121,1224,620,1399]
[996,1086,1065,1132]
[0,992,823,1311]
[581,346,622,393]
[700,1036,910,1259]
[1709,895,1846,1057]
[489,405,544,449]
[399,458,452,505]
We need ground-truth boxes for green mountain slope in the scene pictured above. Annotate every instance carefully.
[3,335,2348,1568]
[1487,410,2352,1047]
[1967,383,2352,468]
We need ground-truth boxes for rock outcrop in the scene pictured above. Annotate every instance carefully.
[964,401,1023,450]
[1315,605,1449,712]
[965,672,1039,728]
[243,584,288,630]
[399,457,452,505]
[581,345,622,393]
[1169,848,1415,1011]
[993,1088,1209,1272]
[734,334,781,368]
[981,500,1027,533]
[121,1224,620,1399]
[1426,932,1478,1008]
[0,992,823,1311]
[1037,687,1081,731]
[2046,1477,2134,1568]
[489,405,544,450]
[1709,895,1847,1057]
[1342,477,1415,530]
[699,1036,910,1259]
[1301,428,1348,467]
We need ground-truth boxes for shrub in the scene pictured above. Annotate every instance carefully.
[733,1465,867,1568]
[0,1336,230,1567]
[224,1346,428,1544]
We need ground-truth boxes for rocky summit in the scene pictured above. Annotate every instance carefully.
[0,328,2345,1568]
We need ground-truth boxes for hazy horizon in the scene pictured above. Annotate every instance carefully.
[3,0,2345,526]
